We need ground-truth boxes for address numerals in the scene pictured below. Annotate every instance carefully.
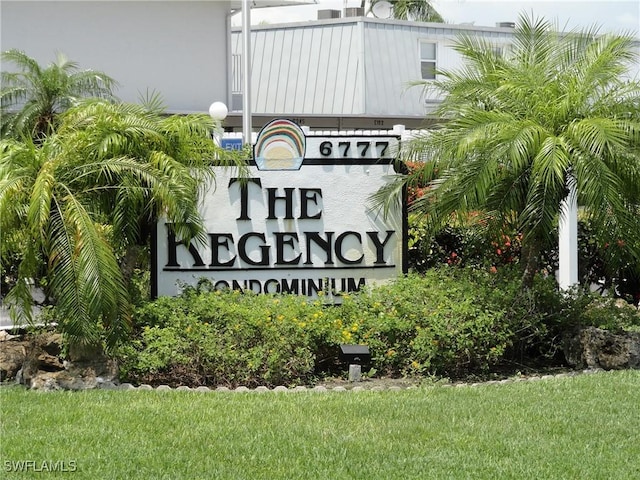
[315,139,393,159]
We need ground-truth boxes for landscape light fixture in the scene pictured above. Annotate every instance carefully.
[339,344,371,382]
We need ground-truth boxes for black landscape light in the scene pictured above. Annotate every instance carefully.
[339,344,370,382]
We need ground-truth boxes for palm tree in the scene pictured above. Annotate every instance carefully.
[0,98,245,349]
[0,49,117,141]
[366,0,444,22]
[376,13,640,285]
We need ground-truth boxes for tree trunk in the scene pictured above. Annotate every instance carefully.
[520,241,541,288]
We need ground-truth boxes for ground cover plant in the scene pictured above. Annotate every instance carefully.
[1,370,639,479]
[116,267,640,388]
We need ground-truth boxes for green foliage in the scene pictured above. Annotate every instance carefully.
[368,0,443,22]
[0,93,247,350]
[1,49,118,140]
[375,13,640,283]
[117,286,342,387]
[408,212,640,304]
[3,372,640,479]
[341,269,520,376]
[118,267,640,387]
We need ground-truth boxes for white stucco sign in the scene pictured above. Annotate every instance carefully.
[153,120,406,300]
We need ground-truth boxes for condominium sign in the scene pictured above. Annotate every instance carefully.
[153,119,406,300]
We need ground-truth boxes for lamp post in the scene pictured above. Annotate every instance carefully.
[241,0,252,145]
[208,101,228,147]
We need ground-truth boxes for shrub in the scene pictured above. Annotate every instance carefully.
[117,269,526,385]
[116,267,640,387]
[341,268,523,376]
[117,284,343,387]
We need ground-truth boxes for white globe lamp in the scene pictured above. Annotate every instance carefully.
[208,101,228,122]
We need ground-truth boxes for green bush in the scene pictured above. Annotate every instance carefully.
[116,267,640,387]
[341,268,522,376]
[117,285,344,387]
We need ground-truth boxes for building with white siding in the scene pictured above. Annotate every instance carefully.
[228,17,519,130]
[2,3,637,132]
[0,0,310,116]
[228,15,640,130]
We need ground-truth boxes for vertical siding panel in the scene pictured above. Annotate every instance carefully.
[268,29,285,112]
[306,27,323,112]
[283,28,301,114]
[252,30,267,113]
[295,26,313,113]
[335,24,357,114]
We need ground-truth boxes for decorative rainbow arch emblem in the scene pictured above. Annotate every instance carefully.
[254,119,306,171]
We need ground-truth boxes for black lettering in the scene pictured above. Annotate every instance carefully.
[238,232,270,266]
[307,278,323,296]
[264,279,280,294]
[304,232,334,265]
[229,177,262,220]
[166,228,205,267]
[267,187,295,219]
[348,277,366,292]
[335,231,364,265]
[299,188,323,219]
[367,230,395,264]
[281,278,300,294]
[274,232,302,265]
[208,233,236,267]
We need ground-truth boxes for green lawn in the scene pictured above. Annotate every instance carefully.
[1,370,639,479]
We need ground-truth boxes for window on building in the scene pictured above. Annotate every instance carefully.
[420,41,437,80]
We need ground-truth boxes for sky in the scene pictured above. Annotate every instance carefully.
[233,0,640,37]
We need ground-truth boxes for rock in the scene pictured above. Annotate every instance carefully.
[5,332,120,391]
[0,331,19,341]
[564,327,640,370]
[0,340,27,381]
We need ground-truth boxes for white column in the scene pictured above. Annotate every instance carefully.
[558,176,578,290]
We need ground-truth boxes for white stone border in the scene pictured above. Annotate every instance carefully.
[98,369,609,393]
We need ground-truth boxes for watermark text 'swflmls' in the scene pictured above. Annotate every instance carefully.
[3,460,78,473]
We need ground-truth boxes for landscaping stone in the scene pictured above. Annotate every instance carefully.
[3,332,119,391]
[273,386,288,392]
[98,381,118,390]
[195,386,211,392]
[255,386,270,393]
[176,386,192,391]
[138,384,153,390]
[564,327,640,370]
[0,339,27,381]
[156,385,172,391]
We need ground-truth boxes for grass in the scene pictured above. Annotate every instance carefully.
[1,370,639,479]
